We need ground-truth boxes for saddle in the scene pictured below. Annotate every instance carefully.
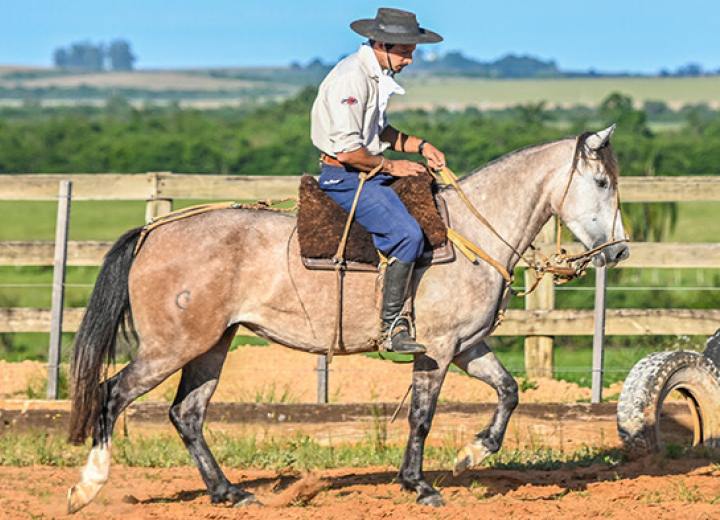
[297,169,454,271]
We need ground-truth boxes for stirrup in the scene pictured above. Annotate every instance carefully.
[382,314,426,354]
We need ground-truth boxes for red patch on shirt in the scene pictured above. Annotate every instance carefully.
[341,96,358,105]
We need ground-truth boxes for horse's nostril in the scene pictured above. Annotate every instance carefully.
[615,247,630,262]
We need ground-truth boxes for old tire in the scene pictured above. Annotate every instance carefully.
[617,350,720,455]
[702,328,720,367]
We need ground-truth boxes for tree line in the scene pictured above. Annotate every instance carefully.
[0,88,718,177]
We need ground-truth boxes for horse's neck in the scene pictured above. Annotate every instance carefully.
[448,140,572,271]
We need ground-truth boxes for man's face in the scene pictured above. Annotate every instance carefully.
[376,43,416,73]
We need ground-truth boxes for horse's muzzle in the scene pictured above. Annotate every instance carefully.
[593,242,630,268]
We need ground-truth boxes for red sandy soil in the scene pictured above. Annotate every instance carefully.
[2,459,720,520]
[0,344,624,403]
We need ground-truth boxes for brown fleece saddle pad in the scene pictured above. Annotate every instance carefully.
[297,171,454,271]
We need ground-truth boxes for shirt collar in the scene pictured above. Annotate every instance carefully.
[358,42,382,80]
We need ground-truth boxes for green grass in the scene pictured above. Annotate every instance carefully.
[0,430,631,472]
[488,334,706,388]
[665,202,720,243]
[0,200,146,241]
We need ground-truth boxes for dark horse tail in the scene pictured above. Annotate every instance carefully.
[68,226,143,445]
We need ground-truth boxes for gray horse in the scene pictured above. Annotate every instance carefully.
[67,126,629,512]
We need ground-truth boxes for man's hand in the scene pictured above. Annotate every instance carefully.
[385,159,426,177]
[421,142,445,170]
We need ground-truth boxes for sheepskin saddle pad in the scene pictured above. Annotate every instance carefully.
[297,170,454,271]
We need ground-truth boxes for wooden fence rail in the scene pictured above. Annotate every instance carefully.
[2,173,720,202]
[2,307,720,336]
[2,241,720,268]
[1,173,719,401]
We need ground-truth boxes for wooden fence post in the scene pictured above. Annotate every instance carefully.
[591,266,608,403]
[47,180,71,399]
[145,172,173,221]
[524,221,556,379]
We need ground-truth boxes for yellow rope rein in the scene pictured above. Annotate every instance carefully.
[133,199,296,256]
[328,161,385,363]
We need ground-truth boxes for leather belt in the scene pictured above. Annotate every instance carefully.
[320,153,344,168]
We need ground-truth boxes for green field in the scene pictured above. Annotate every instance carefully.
[665,202,720,242]
[396,76,720,109]
[2,67,719,111]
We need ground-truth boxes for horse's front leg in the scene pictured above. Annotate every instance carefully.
[452,340,518,474]
[397,352,451,507]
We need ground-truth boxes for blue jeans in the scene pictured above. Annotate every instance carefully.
[319,164,424,263]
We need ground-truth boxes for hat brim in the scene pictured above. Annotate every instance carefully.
[350,19,443,44]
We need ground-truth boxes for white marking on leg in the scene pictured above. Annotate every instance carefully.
[67,442,112,514]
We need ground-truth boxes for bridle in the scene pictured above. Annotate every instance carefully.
[437,136,628,298]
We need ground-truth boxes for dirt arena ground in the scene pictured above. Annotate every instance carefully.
[0,344,624,403]
[2,346,718,519]
[2,459,720,519]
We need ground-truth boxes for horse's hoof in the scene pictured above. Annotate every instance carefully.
[453,443,492,476]
[417,492,445,507]
[232,493,263,507]
[67,483,101,515]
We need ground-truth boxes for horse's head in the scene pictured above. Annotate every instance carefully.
[553,125,630,267]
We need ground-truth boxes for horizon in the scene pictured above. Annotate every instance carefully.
[1,1,719,75]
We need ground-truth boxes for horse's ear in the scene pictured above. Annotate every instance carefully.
[586,124,616,150]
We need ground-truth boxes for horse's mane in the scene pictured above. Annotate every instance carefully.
[459,133,620,185]
[576,131,620,185]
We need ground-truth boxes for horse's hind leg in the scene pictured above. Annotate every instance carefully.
[68,348,188,513]
[451,340,519,474]
[169,325,260,507]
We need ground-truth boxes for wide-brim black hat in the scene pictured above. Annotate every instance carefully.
[351,8,443,45]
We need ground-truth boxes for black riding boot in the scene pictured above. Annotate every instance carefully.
[380,259,426,354]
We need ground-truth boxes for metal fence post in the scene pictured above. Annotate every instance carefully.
[591,265,608,403]
[47,180,71,399]
[317,355,329,403]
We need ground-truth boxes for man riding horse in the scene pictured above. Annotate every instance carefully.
[311,8,446,355]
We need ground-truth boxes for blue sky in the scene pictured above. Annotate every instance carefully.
[1,0,718,74]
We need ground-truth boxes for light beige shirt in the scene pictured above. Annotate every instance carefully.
[311,44,404,157]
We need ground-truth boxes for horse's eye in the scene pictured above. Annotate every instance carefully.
[595,177,609,189]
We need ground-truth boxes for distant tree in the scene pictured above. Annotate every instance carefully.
[53,39,137,71]
[643,100,669,117]
[70,42,104,71]
[489,54,559,78]
[107,40,136,71]
[305,58,327,70]
[53,41,104,71]
[675,62,703,76]
[53,48,69,69]
[599,92,651,136]
[517,101,551,126]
